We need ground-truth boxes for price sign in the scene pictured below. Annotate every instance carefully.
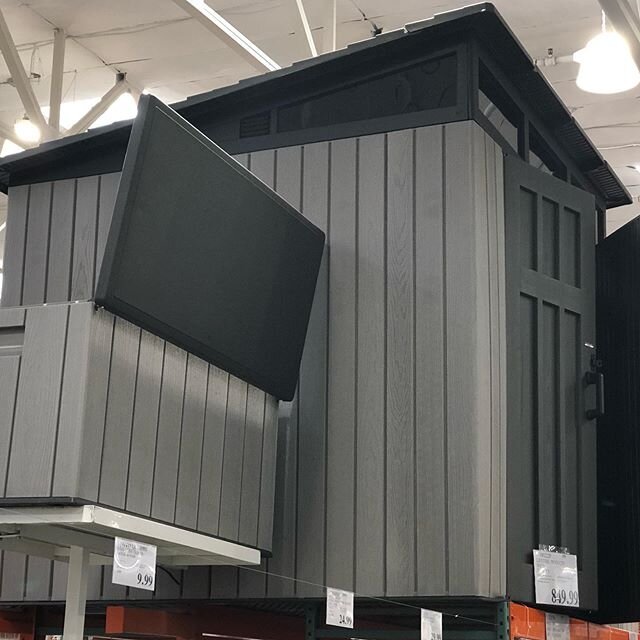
[533,549,579,607]
[326,587,354,628]
[112,537,157,591]
[421,609,443,640]
[546,614,570,640]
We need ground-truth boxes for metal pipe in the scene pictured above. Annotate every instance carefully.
[48,28,66,131]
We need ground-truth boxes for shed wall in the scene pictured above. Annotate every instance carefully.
[0,302,278,601]
[0,120,506,601]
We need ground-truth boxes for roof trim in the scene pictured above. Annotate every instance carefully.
[0,2,630,208]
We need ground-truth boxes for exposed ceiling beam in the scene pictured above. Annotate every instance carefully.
[599,0,640,69]
[48,28,66,131]
[0,8,58,140]
[171,0,280,72]
[295,0,318,57]
[66,75,129,136]
[323,0,337,53]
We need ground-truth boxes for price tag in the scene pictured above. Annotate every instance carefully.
[546,614,570,640]
[326,587,354,628]
[421,609,443,640]
[112,536,157,591]
[533,549,579,607]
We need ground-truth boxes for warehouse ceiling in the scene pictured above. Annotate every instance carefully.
[0,0,639,234]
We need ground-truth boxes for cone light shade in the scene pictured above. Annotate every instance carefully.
[574,31,640,94]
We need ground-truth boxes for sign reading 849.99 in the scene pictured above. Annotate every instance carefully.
[533,549,579,607]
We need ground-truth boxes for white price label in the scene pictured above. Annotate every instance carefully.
[326,587,354,628]
[112,536,157,591]
[533,549,579,607]
[421,609,442,640]
[546,614,570,640]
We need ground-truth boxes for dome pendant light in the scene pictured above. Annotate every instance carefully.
[13,114,41,143]
[574,11,640,94]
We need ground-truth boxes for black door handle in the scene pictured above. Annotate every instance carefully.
[585,370,605,420]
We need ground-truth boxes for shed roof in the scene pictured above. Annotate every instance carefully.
[0,2,630,208]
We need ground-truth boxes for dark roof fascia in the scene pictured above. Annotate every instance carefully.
[0,2,630,208]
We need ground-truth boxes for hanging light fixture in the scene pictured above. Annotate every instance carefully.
[574,11,640,94]
[13,114,41,143]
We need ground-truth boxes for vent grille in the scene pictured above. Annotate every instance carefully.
[239,111,271,138]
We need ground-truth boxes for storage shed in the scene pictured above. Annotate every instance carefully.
[0,2,629,610]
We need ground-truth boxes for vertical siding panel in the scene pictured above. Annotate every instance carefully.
[495,144,507,596]
[0,355,21,496]
[51,562,67,601]
[175,354,208,529]
[151,343,187,522]
[2,185,29,307]
[268,146,301,597]
[1,552,26,601]
[210,565,239,598]
[236,148,274,600]
[126,330,164,515]
[238,387,265,546]
[258,399,279,550]
[486,137,507,595]
[78,308,115,502]
[71,176,99,301]
[98,317,141,509]
[25,556,52,601]
[325,138,357,591]
[46,179,75,303]
[6,305,68,497]
[154,568,183,600]
[22,182,51,305]
[52,302,93,496]
[96,172,120,279]
[197,366,229,535]
[414,125,447,594]
[295,141,329,596]
[182,566,211,599]
[385,130,415,596]
[444,122,480,593]
[472,127,493,594]
[218,376,248,540]
[355,134,385,594]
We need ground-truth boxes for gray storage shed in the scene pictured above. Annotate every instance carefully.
[0,2,628,611]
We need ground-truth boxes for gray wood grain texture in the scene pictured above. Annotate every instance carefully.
[414,125,447,594]
[0,354,21,495]
[47,179,76,303]
[2,185,29,307]
[52,302,94,496]
[22,182,51,306]
[77,307,115,502]
[126,329,165,515]
[175,354,208,529]
[71,175,99,301]
[151,342,187,523]
[296,141,329,596]
[385,129,416,596]
[0,120,510,603]
[218,375,248,541]
[5,304,69,497]
[98,317,141,509]
[197,365,229,535]
[325,137,357,592]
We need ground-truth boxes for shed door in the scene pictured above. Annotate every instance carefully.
[505,155,598,609]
